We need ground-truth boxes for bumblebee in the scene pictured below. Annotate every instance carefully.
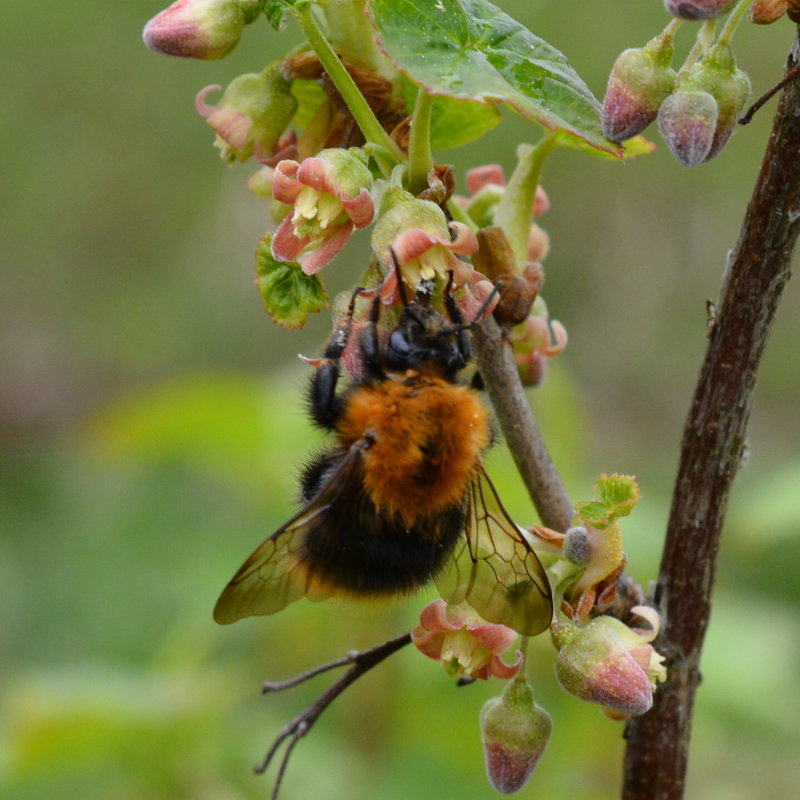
[214,274,553,636]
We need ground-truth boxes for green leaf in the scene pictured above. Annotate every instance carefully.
[403,78,502,149]
[255,235,329,328]
[553,129,655,161]
[263,0,308,30]
[369,0,617,153]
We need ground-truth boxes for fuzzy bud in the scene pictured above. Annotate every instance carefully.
[664,0,736,20]
[657,88,718,167]
[691,43,751,161]
[480,678,553,794]
[553,612,666,717]
[602,36,677,141]
[143,0,260,60]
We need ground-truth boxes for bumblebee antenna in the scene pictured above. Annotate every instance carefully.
[389,247,410,308]
[439,274,500,337]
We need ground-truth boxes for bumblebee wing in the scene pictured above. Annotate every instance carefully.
[436,464,553,636]
[213,443,364,625]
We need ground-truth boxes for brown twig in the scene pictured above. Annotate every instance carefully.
[472,315,574,531]
[255,632,412,799]
[739,61,800,125]
[622,32,800,799]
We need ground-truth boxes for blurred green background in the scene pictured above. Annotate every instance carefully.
[2,1,799,798]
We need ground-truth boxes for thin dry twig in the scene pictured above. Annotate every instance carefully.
[255,632,412,800]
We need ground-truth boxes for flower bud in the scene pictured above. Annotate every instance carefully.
[602,35,677,141]
[480,678,553,794]
[553,610,666,717]
[664,0,735,20]
[690,43,751,161]
[143,0,260,60]
[657,88,718,167]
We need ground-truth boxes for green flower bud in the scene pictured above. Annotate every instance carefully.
[143,0,260,60]
[690,42,751,161]
[602,34,677,142]
[657,88,718,167]
[664,0,736,20]
[480,678,553,794]
[553,612,666,717]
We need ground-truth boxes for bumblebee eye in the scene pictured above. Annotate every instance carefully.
[389,329,411,359]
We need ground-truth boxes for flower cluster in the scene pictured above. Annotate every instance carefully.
[602,7,752,166]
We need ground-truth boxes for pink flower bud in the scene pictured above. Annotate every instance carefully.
[143,0,260,60]
[553,609,666,717]
[480,678,553,794]
[664,0,736,20]
[602,36,677,142]
[657,89,718,167]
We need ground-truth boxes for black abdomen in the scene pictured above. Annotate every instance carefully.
[299,487,466,595]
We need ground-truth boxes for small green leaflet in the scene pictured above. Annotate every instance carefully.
[576,474,641,529]
[255,235,329,328]
[369,0,618,154]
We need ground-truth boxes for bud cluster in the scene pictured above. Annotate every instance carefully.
[602,8,752,166]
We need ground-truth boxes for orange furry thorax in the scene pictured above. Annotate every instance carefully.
[337,373,491,525]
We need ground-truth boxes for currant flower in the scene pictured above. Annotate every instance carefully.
[195,63,297,163]
[271,148,374,274]
[511,308,567,387]
[411,600,522,681]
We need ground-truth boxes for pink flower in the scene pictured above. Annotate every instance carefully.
[371,194,496,319]
[271,148,374,274]
[195,63,297,163]
[511,313,567,387]
[411,600,522,681]
[459,165,550,229]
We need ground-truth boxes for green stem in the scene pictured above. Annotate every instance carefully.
[492,135,557,270]
[446,197,479,231]
[717,0,753,45]
[661,17,684,39]
[407,89,435,195]
[680,19,716,76]
[295,5,404,166]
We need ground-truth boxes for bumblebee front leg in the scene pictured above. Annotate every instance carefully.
[308,288,362,430]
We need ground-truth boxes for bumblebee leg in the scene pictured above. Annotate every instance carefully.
[359,292,387,381]
[308,287,361,429]
[443,270,472,366]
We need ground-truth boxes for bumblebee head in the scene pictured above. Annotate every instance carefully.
[384,275,469,380]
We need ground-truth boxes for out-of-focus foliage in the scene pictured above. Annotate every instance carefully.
[2,1,799,798]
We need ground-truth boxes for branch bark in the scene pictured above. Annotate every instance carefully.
[472,316,574,531]
[622,31,800,799]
